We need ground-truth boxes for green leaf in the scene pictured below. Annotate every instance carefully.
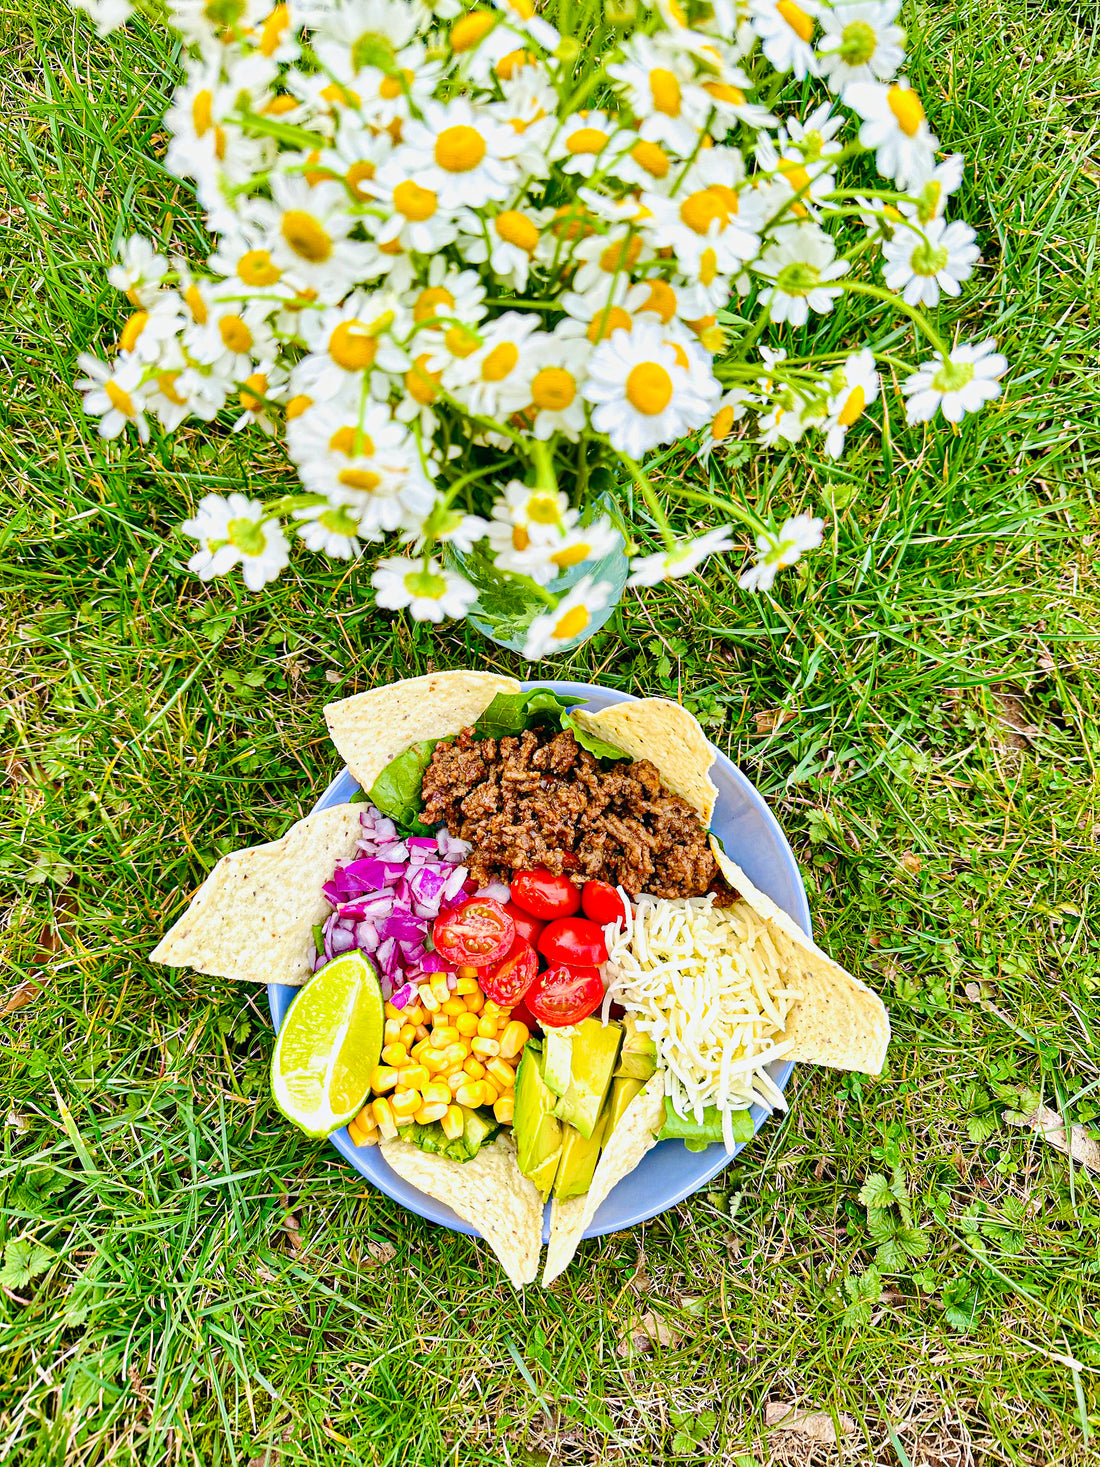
[659,1100,754,1147]
[474,687,584,741]
[561,712,629,761]
[966,1111,1000,1144]
[0,1239,53,1290]
[858,1172,895,1211]
[874,1236,908,1272]
[898,1226,930,1259]
[367,740,439,834]
[841,1265,882,1326]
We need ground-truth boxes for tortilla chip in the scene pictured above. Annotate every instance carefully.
[380,1133,543,1288]
[149,804,364,986]
[570,699,719,825]
[325,671,521,793]
[543,1072,666,1285]
[711,840,890,1074]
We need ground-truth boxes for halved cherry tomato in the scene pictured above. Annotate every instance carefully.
[538,916,608,969]
[525,964,604,1028]
[502,900,545,949]
[432,898,514,968]
[581,879,631,926]
[479,938,538,1007]
[510,868,581,920]
[511,997,540,1035]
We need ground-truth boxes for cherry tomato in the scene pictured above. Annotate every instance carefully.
[502,900,545,949]
[510,868,581,920]
[525,964,604,1028]
[581,880,631,926]
[511,997,540,1035]
[538,916,608,969]
[432,898,514,968]
[479,938,538,1007]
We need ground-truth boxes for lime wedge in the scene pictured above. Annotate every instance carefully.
[271,950,384,1139]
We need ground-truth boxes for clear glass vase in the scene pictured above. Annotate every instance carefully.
[442,492,630,656]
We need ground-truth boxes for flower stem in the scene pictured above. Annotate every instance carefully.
[616,454,677,551]
[838,280,951,360]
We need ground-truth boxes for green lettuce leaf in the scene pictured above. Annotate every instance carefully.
[658,1100,755,1151]
[561,712,629,761]
[474,687,585,740]
[367,739,439,834]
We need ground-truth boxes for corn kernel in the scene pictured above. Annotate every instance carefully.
[455,1012,480,1036]
[390,1088,420,1118]
[415,1024,430,1040]
[499,1021,530,1059]
[478,1080,500,1105]
[463,1057,486,1080]
[445,1070,467,1094]
[455,1083,483,1108]
[483,1001,510,1021]
[422,1081,450,1106]
[354,1107,378,1134]
[398,1023,417,1047]
[369,1065,399,1093]
[384,1001,403,1020]
[421,1049,448,1073]
[431,975,451,1004]
[441,997,467,1017]
[371,1098,398,1140]
[476,1016,499,1039]
[384,1017,404,1042]
[465,988,485,1013]
[486,1057,516,1091]
[410,1038,434,1063]
[401,1065,430,1091]
[442,1104,465,1141]
[347,1120,366,1146]
[419,984,440,1012]
[493,1096,515,1124]
[455,977,480,995]
[427,1026,452,1050]
[381,1042,409,1067]
[404,1004,426,1025]
[415,1102,448,1123]
[472,1036,500,1057]
[456,965,478,979]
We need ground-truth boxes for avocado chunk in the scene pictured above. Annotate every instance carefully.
[605,1075,645,1136]
[615,1015,657,1081]
[554,1019,623,1139]
[513,1042,562,1200]
[542,1028,573,1097]
[658,1100,755,1151]
[553,1110,609,1200]
[462,1106,499,1157]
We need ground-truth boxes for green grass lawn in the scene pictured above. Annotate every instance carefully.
[3,1,1100,1463]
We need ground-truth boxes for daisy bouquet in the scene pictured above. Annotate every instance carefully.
[73,0,1008,657]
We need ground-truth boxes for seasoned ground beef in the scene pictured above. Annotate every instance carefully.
[420,725,724,900]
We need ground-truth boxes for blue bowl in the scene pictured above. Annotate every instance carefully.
[268,679,811,1242]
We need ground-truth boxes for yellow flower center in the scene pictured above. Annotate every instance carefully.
[629,139,669,178]
[507,0,535,16]
[887,85,925,136]
[531,367,576,412]
[435,124,486,172]
[184,284,207,324]
[567,127,610,156]
[240,373,267,412]
[586,306,632,344]
[777,0,815,42]
[285,393,312,420]
[481,342,518,381]
[338,469,382,491]
[680,187,732,234]
[550,543,590,568]
[699,247,719,286]
[345,160,376,200]
[264,93,298,116]
[779,161,811,193]
[495,210,539,253]
[638,280,677,323]
[598,234,642,274]
[666,0,687,23]
[495,48,536,80]
[156,371,186,406]
[511,524,530,551]
[450,10,495,50]
[704,80,746,106]
[281,210,332,263]
[260,4,288,56]
[553,606,590,640]
[649,68,681,117]
[414,286,456,324]
[330,426,375,456]
[406,354,441,404]
[528,496,562,526]
[329,320,378,372]
[219,315,253,353]
[712,405,735,441]
[320,82,361,107]
[686,313,716,336]
[105,381,136,417]
[119,311,148,352]
[192,89,213,135]
[625,362,673,415]
[238,249,282,287]
[837,384,866,427]
[670,343,690,369]
[393,180,438,221]
[379,69,414,101]
[444,324,480,357]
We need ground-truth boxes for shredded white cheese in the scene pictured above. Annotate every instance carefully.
[605,894,802,1151]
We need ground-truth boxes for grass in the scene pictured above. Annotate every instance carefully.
[2,0,1100,1463]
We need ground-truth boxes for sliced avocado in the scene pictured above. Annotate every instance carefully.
[615,1015,657,1081]
[462,1106,499,1157]
[513,1043,562,1200]
[553,1109,609,1200]
[606,1074,646,1136]
[658,1100,755,1151]
[554,1019,622,1139]
[542,1028,574,1097]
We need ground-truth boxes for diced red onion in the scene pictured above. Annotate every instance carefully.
[390,981,418,1009]
[476,881,512,904]
[330,927,355,955]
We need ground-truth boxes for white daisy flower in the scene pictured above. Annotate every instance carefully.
[143,360,194,432]
[114,294,186,365]
[407,260,488,342]
[521,576,615,660]
[457,207,545,292]
[293,501,364,560]
[902,152,965,225]
[488,482,580,564]
[246,2,300,64]
[492,514,621,585]
[175,360,235,422]
[167,0,271,49]
[292,292,409,400]
[558,279,638,346]
[373,555,478,622]
[582,317,719,459]
[902,338,1007,425]
[185,299,277,379]
[490,0,559,52]
[396,98,520,209]
[817,0,905,91]
[523,334,592,441]
[108,234,168,307]
[570,227,651,297]
[757,391,816,445]
[749,0,821,80]
[882,216,980,307]
[738,512,824,591]
[754,224,848,325]
[627,525,737,587]
[444,311,543,422]
[402,507,490,554]
[181,492,291,591]
[607,35,710,154]
[843,78,938,187]
[231,365,290,435]
[368,163,462,255]
[207,233,297,304]
[75,352,150,443]
[642,150,761,276]
[260,177,377,302]
[311,119,395,207]
[696,390,752,462]
[821,349,879,457]
[550,110,631,179]
[700,75,778,138]
[69,0,134,36]
[489,70,559,177]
